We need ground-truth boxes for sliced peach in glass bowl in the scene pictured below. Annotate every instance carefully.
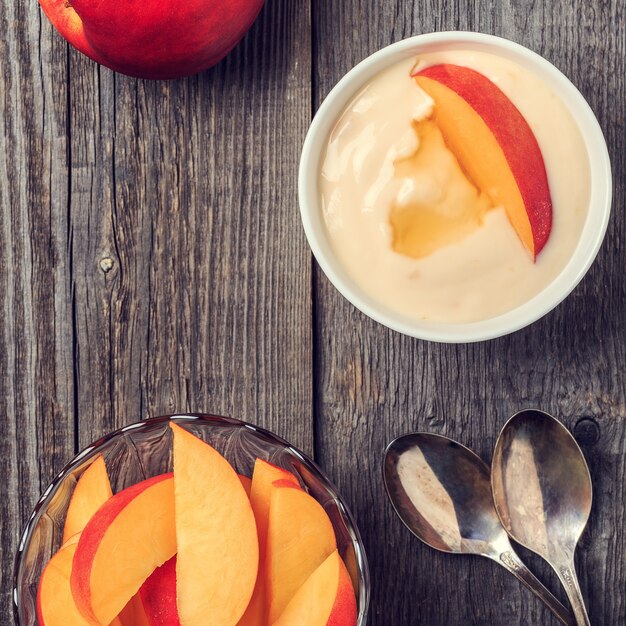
[14,414,369,625]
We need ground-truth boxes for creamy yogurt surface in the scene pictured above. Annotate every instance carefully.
[319,50,590,323]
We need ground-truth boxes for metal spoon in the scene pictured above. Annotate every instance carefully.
[383,433,575,625]
[492,409,592,626]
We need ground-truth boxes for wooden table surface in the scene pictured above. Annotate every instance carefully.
[2,1,625,624]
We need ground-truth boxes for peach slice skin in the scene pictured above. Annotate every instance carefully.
[171,423,259,626]
[37,540,121,626]
[71,473,176,625]
[272,550,357,626]
[266,480,337,623]
[139,556,180,626]
[414,64,552,258]
[63,454,113,543]
[238,461,301,625]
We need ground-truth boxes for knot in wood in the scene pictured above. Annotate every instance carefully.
[99,257,114,273]
[573,417,600,447]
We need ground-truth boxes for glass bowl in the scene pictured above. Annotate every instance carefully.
[14,414,370,625]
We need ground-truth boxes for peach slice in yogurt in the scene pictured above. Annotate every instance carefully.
[319,52,589,323]
[412,63,553,260]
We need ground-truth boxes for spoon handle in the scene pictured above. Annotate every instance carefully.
[554,561,591,626]
[497,550,576,626]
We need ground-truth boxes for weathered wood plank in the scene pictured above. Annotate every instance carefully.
[4,0,625,624]
[1,0,313,622]
[312,1,626,624]
[0,2,74,622]
[69,1,313,452]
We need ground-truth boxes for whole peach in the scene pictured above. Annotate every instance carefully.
[39,0,265,79]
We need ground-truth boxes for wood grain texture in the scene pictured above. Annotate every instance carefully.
[1,1,312,622]
[69,1,313,450]
[312,1,626,624]
[3,0,626,624]
[0,1,75,622]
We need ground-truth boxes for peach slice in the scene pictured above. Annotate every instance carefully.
[272,550,357,626]
[118,594,150,626]
[139,556,180,625]
[236,584,265,626]
[250,460,301,553]
[71,473,176,625]
[266,479,337,623]
[238,460,301,625]
[414,63,552,259]
[171,423,259,625]
[63,455,113,543]
[62,532,82,549]
[37,539,122,626]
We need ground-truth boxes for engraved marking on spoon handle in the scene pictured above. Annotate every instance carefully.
[498,550,576,626]
[556,563,591,626]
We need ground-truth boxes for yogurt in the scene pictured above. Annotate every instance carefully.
[319,51,590,323]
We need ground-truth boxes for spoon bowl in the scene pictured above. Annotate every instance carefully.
[384,432,574,625]
[384,433,508,556]
[492,409,592,625]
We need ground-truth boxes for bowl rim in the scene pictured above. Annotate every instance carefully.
[298,31,612,343]
[13,413,370,625]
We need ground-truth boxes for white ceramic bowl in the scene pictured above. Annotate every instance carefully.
[299,32,612,343]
